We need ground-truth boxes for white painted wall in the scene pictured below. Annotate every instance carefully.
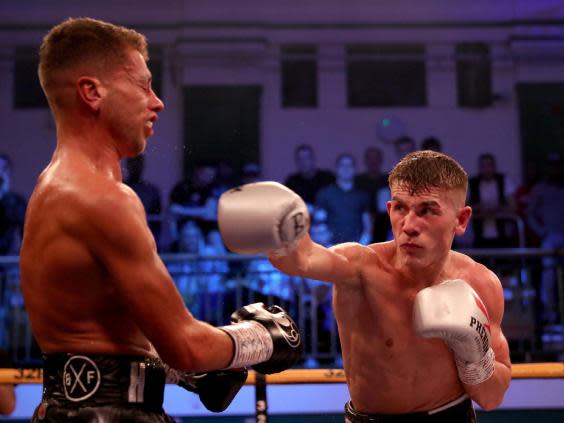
[1,0,564,201]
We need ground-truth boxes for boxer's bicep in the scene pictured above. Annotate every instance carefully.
[86,192,199,346]
[480,271,511,370]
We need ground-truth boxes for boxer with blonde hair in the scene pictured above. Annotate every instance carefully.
[219,151,511,422]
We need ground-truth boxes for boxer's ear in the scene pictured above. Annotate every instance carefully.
[455,205,472,236]
[77,76,105,112]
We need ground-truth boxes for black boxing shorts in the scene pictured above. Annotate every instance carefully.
[344,394,477,423]
[31,353,175,423]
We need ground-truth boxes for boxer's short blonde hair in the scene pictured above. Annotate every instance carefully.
[388,150,468,195]
[38,17,148,108]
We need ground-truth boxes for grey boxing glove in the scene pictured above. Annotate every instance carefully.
[218,182,310,256]
[413,279,495,385]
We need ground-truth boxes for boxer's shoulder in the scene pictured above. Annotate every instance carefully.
[446,252,503,309]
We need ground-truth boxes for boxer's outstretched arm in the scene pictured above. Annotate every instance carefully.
[217,181,366,287]
[85,185,233,372]
[269,233,365,287]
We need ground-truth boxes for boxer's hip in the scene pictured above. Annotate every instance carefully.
[345,394,477,422]
[33,353,170,421]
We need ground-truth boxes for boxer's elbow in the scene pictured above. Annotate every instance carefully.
[475,395,503,411]
[471,383,508,411]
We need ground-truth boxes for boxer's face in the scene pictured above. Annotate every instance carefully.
[103,50,164,158]
[387,183,470,268]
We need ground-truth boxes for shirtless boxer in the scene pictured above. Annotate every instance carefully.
[219,151,511,422]
[19,18,301,422]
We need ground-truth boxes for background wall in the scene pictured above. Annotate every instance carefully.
[2,0,564,201]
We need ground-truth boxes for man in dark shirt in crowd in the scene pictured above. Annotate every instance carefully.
[169,162,219,239]
[125,155,162,248]
[316,153,372,245]
[355,147,390,242]
[284,144,334,208]
[468,153,516,248]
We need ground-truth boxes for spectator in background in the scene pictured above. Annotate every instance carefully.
[284,144,335,209]
[124,155,162,248]
[240,162,262,185]
[0,347,16,415]
[214,160,240,196]
[315,153,372,245]
[244,257,295,311]
[168,220,231,324]
[393,136,416,162]
[355,147,391,242]
[239,161,295,309]
[468,153,517,248]
[421,136,443,152]
[514,159,541,247]
[302,219,335,367]
[0,154,27,255]
[527,152,564,325]
[169,161,219,241]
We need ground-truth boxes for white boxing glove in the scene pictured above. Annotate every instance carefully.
[218,182,310,256]
[413,279,495,385]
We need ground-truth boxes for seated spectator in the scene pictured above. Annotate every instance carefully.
[468,153,517,248]
[315,154,372,245]
[0,347,16,415]
[421,136,443,152]
[301,220,334,367]
[169,161,219,241]
[284,144,335,209]
[527,152,564,325]
[355,147,390,242]
[244,258,295,309]
[124,155,162,248]
[168,220,230,324]
[238,160,295,308]
[0,154,27,255]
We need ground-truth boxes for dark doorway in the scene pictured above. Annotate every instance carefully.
[517,83,564,172]
[182,85,261,177]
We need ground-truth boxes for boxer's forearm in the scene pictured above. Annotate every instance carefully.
[465,360,511,411]
[269,235,316,276]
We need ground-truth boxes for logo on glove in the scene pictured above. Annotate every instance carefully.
[273,313,301,348]
[292,212,307,238]
[470,293,491,353]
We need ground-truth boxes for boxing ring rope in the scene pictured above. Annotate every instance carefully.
[1,364,564,422]
[1,362,563,385]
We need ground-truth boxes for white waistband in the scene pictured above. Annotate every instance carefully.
[427,393,470,415]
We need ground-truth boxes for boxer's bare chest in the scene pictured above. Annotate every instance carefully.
[333,264,464,412]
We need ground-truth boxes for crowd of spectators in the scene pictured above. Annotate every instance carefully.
[1,138,563,369]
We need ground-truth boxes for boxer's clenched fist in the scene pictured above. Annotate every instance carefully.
[221,303,302,374]
[164,366,248,412]
[218,182,310,256]
[413,279,495,385]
